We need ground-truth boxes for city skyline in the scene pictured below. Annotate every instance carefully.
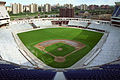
[1,0,120,6]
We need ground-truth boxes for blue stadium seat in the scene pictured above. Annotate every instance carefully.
[112,6,119,16]
[0,64,56,80]
[100,64,120,70]
[64,69,120,80]
[116,8,120,17]
[0,64,20,70]
[1,63,120,80]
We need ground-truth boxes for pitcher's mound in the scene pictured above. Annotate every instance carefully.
[54,56,65,62]
[58,48,63,51]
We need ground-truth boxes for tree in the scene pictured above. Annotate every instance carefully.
[38,6,41,12]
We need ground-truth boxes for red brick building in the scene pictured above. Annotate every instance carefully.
[100,5,109,9]
[88,5,99,10]
[59,8,74,17]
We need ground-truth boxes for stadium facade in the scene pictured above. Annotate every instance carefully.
[0,1,10,27]
[111,2,120,27]
[0,1,120,80]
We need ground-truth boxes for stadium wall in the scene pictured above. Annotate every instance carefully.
[0,1,10,27]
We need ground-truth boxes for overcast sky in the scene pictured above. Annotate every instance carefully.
[1,0,120,6]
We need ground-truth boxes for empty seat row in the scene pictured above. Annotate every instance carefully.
[100,64,120,70]
[64,69,120,80]
[0,64,56,80]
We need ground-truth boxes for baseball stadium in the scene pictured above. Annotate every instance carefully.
[0,1,120,80]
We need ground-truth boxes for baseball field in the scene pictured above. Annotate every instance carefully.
[17,27,103,68]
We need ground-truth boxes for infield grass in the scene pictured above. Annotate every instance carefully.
[45,43,75,56]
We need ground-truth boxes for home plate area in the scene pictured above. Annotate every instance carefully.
[34,39,86,62]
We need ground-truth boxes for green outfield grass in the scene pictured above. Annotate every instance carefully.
[45,43,75,56]
[17,27,103,68]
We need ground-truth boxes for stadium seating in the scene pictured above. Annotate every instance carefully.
[112,6,120,17]
[0,29,32,66]
[0,2,10,26]
[87,23,120,67]
[112,6,119,16]
[64,68,120,80]
[111,3,120,27]
[10,23,33,31]
[0,59,120,80]
[0,64,20,70]
[0,5,9,19]
[33,20,52,28]
[0,63,56,80]
[68,20,88,27]
[100,64,120,70]
[116,7,120,17]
